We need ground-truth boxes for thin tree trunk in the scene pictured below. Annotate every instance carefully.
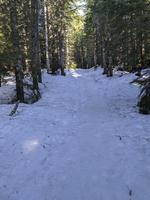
[44,0,51,73]
[102,40,107,75]
[59,1,66,76]
[37,0,42,83]
[107,55,113,77]
[59,33,66,76]
[31,0,40,91]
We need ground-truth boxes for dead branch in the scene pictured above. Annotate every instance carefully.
[9,100,20,116]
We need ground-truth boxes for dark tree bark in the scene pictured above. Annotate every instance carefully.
[10,0,24,102]
[59,0,66,76]
[30,0,42,91]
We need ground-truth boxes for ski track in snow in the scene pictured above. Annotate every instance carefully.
[0,68,150,200]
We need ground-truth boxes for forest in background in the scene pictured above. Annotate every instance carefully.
[0,0,150,113]
[76,0,150,73]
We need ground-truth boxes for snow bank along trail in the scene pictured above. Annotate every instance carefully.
[0,68,150,200]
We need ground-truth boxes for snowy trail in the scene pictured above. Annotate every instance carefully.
[0,68,150,200]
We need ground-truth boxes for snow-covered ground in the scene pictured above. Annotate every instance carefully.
[0,76,16,104]
[0,68,150,200]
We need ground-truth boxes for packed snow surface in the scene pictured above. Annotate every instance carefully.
[0,68,150,200]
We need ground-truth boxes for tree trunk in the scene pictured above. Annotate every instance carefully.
[107,55,113,77]
[10,0,24,102]
[59,34,66,76]
[102,41,107,75]
[44,0,51,73]
[37,0,42,83]
[59,1,66,76]
[31,0,41,91]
